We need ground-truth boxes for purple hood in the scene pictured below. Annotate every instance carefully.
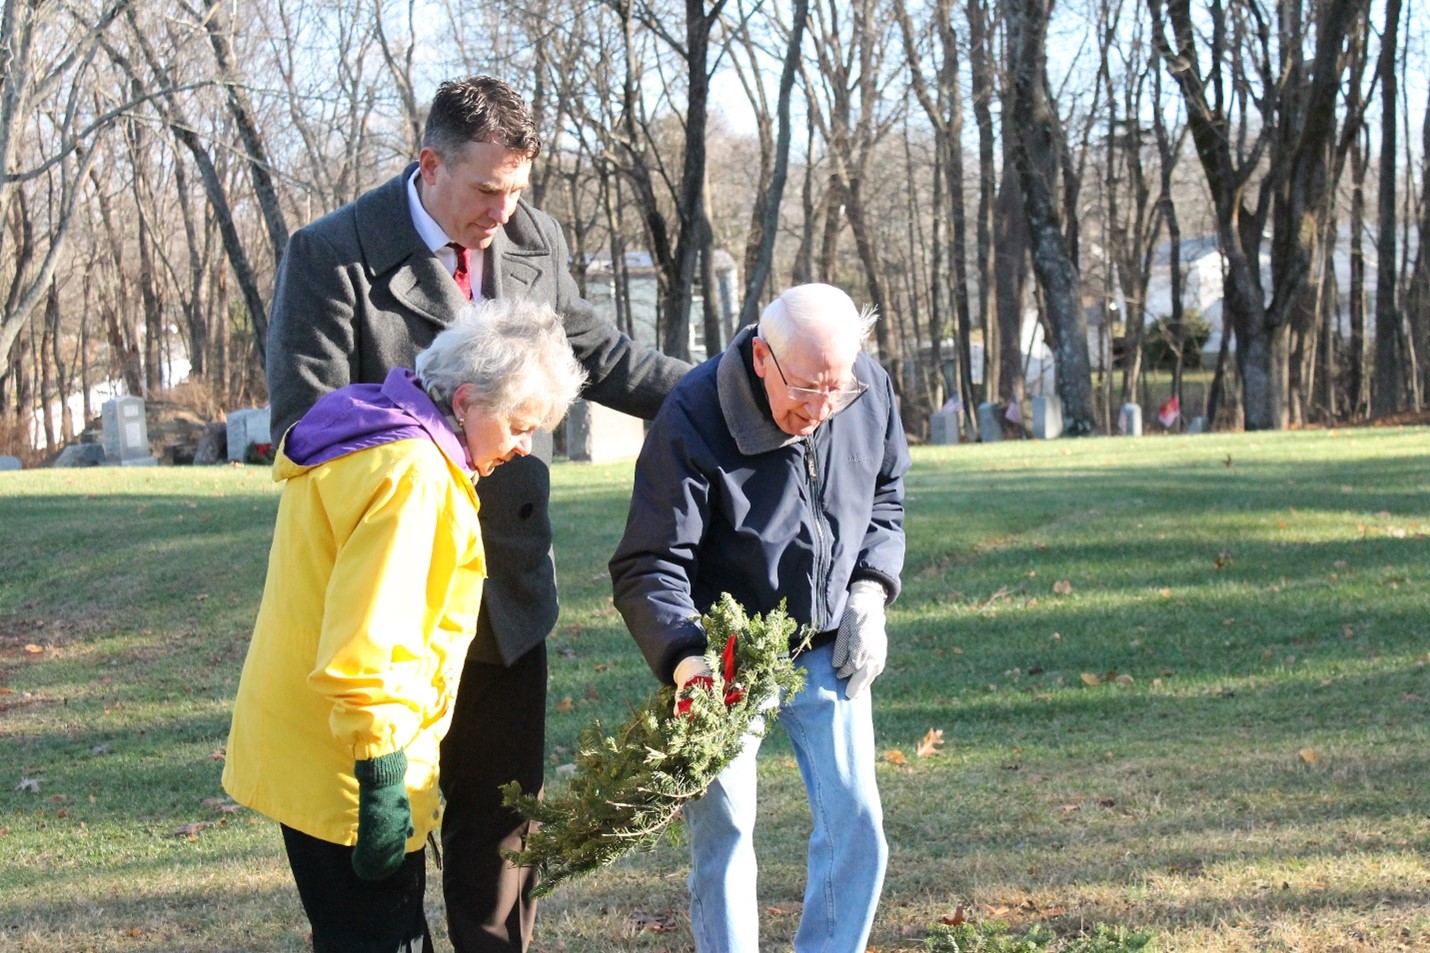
[280,368,470,473]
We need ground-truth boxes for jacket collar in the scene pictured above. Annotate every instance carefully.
[717,326,804,455]
[354,164,466,325]
[279,368,472,477]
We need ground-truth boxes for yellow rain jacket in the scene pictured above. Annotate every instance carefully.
[224,371,483,851]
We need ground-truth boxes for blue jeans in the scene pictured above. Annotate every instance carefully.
[683,643,887,953]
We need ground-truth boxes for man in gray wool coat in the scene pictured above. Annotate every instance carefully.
[264,74,689,953]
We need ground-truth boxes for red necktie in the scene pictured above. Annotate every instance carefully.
[448,242,472,300]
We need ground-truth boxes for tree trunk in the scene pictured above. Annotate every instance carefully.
[1349,128,1369,417]
[193,0,290,267]
[737,0,808,328]
[1006,0,1096,433]
[1371,0,1403,417]
[992,164,1026,406]
[968,0,998,425]
[173,145,209,381]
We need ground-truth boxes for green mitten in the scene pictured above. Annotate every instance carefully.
[351,750,415,880]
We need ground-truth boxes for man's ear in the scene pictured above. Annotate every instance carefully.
[750,336,770,380]
[417,146,442,185]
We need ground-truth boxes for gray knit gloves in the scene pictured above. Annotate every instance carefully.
[832,580,888,699]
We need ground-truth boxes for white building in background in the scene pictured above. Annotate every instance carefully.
[581,249,741,364]
[979,229,1393,400]
[1140,229,1402,359]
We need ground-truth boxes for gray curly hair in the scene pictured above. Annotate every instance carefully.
[415,298,586,430]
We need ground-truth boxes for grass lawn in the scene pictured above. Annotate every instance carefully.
[1,426,1427,952]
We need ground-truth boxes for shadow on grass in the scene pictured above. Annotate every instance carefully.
[0,849,309,953]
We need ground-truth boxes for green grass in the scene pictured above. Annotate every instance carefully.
[2,428,1428,952]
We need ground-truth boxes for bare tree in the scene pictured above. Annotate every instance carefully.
[597,0,730,361]
[1405,91,1430,407]
[1005,0,1096,433]
[730,0,810,329]
[802,0,905,387]
[1372,0,1410,416]
[107,9,271,363]
[894,0,976,426]
[1149,0,1372,430]
[966,0,1000,424]
[182,0,290,269]
[0,0,132,368]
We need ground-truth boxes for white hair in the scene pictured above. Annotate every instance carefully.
[756,283,878,356]
[415,298,586,429]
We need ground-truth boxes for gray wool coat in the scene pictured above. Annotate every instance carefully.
[266,163,689,665]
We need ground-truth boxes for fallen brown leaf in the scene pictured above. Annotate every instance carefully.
[630,909,676,933]
[883,749,907,766]
[916,728,944,758]
[167,821,210,839]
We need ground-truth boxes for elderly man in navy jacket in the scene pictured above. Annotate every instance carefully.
[610,282,911,953]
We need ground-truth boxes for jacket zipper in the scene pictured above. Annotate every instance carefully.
[803,436,832,632]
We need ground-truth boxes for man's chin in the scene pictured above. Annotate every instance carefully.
[468,228,500,249]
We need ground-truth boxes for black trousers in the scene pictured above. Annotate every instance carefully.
[439,641,547,952]
[280,824,433,953]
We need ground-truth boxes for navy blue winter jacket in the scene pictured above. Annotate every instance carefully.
[610,326,911,684]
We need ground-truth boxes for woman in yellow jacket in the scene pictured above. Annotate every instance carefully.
[224,298,584,953]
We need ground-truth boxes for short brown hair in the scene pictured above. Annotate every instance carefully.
[423,75,542,160]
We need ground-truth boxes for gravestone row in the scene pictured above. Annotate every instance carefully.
[928,395,1210,444]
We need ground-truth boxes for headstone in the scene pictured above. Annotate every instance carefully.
[1118,402,1143,437]
[929,411,960,445]
[227,407,273,463]
[565,400,646,464]
[0,455,20,471]
[54,443,108,467]
[976,402,1003,443]
[1187,416,1208,435]
[102,395,156,465]
[1032,395,1063,440]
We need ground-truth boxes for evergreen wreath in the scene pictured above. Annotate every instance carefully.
[500,593,807,896]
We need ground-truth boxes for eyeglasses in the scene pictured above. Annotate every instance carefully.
[763,341,868,413]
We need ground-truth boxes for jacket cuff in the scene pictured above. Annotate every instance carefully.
[850,569,900,605]
[659,643,709,686]
[354,750,407,788]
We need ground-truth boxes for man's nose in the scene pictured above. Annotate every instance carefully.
[804,392,837,416]
[495,193,519,224]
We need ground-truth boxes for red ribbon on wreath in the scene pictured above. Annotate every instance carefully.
[675,636,746,718]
